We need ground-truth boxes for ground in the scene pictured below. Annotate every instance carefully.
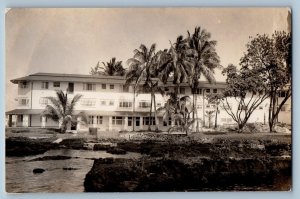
[5,127,292,191]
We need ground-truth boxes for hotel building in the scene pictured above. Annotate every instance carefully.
[5,73,291,132]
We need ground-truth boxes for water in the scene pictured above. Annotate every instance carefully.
[6,149,141,193]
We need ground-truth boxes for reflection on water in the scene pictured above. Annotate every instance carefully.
[6,149,141,193]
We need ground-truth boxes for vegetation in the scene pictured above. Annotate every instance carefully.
[42,90,87,133]
[90,57,126,76]
[240,31,291,132]
[216,65,270,131]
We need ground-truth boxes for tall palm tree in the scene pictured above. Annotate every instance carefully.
[42,90,87,133]
[126,43,158,131]
[90,57,126,76]
[187,27,221,131]
[157,36,195,127]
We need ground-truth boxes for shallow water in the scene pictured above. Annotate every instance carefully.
[6,149,141,193]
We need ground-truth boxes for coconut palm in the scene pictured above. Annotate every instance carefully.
[90,57,126,76]
[126,43,160,131]
[42,90,87,133]
[186,27,221,131]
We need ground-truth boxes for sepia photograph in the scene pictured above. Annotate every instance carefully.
[5,8,291,192]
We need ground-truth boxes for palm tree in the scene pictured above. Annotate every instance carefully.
[42,90,87,133]
[126,43,158,131]
[157,36,195,128]
[186,27,221,131]
[90,57,126,76]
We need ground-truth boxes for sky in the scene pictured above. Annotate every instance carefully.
[5,8,290,110]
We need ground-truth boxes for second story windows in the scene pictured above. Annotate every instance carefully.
[41,81,49,89]
[213,89,218,93]
[110,84,114,89]
[81,98,96,107]
[139,101,151,108]
[39,97,49,105]
[123,85,129,92]
[18,98,29,106]
[53,82,60,87]
[206,89,211,93]
[195,88,202,95]
[83,83,96,91]
[19,81,28,89]
[119,101,132,108]
[102,84,106,89]
[180,88,185,94]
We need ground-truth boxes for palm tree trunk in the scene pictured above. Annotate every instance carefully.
[195,93,200,133]
[153,92,159,131]
[149,91,153,131]
[215,106,218,129]
[133,86,136,132]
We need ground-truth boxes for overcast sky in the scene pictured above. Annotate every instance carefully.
[5,8,290,110]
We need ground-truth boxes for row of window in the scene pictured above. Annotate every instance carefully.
[88,116,158,126]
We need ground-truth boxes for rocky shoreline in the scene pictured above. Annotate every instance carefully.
[6,134,292,191]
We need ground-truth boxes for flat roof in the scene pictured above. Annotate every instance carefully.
[10,72,227,88]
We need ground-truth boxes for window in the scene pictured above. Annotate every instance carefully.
[197,104,203,109]
[128,117,133,126]
[102,84,106,89]
[168,117,172,126]
[40,116,48,122]
[157,103,162,107]
[97,116,103,124]
[110,84,114,89]
[123,85,129,92]
[135,117,140,126]
[195,88,202,95]
[238,105,248,110]
[279,91,286,98]
[139,101,151,108]
[259,106,263,110]
[213,89,218,93]
[53,82,60,87]
[206,89,210,93]
[39,97,48,105]
[19,82,28,89]
[18,98,29,106]
[83,83,96,91]
[109,100,114,106]
[163,121,167,126]
[119,101,132,108]
[41,82,49,89]
[81,99,96,107]
[68,82,74,93]
[112,116,123,125]
[18,115,23,123]
[88,116,94,124]
[143,117,155,126]
[180,88,185,94]
[100,100,106,106]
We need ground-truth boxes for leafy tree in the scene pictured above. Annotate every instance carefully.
[42,90,87,133]
[240,31,291,132]
[219,64,269,132]
[90,57,126,76]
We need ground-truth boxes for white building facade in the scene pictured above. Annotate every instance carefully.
[6,73,291,132]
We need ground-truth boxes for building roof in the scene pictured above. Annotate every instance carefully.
[6,109,44,115]
[10,72,227,88]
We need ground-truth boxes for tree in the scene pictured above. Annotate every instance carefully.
[90,57,126,76]
[219,64,269,132]
[186,27,221,131]
[240,31,291,132]
[205,110,215,128]
[158,93,194,135]
[126,44,160,131]
[42,90,87,133]
[207,93,221,128]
